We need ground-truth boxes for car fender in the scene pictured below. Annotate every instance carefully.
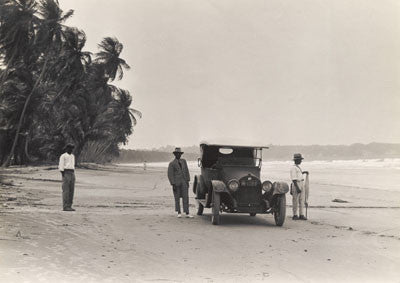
[272,182,289,195]
[211,180,227,193]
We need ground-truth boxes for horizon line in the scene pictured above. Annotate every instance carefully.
[123,141,400,151]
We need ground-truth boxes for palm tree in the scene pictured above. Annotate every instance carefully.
[109,88,142,142]
[70,37,132,162]
[78,88,141,164]
[49,27,91,102]
[95,37,130,81]
[0,0,38,87]
[35,0,73,49]
[1,3,141,165]
[24,26,91,162]
[2,0,73,167]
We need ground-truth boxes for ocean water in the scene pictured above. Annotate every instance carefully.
[260,159,400,192]
[119,159,400,192]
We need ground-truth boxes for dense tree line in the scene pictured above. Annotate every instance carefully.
[0,0,141,166]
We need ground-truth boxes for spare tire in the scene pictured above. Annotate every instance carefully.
[196,175,207,199]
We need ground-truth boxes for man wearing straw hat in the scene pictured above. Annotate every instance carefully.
[290,153,309,220]
[59,143,76,211]
[167,147,193,218]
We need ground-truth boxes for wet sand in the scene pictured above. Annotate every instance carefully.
[0,165,399,282]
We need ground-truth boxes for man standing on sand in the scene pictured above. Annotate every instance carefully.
[290,153,309,220]
[167,147,193,218]
[59,143,76,211]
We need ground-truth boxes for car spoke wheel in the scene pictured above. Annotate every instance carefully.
[274,194,286,226]
[211,191,220,225]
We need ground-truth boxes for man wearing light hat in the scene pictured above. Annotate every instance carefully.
[59,143,76,211]
[167,147,193,218]
[290,153,309,220]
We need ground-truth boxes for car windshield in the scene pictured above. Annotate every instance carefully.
[201,145,261,168]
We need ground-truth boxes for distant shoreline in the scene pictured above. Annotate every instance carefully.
[117,142,400,163]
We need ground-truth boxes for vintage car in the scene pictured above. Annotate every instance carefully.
[192,142,289,226]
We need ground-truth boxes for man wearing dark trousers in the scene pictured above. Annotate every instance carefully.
[167,147,193,218]
[59,143,76,211]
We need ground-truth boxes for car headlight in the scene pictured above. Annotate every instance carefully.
[262,181,273,192]
[228,179,239,192]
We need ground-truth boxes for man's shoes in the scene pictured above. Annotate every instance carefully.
[299,215,307,220]
[292,215,299,220]
[63,207,75,211]
[185,214,194,218]
[177,213,182,218]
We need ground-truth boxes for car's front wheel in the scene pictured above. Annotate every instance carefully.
[274,194,286,226]
[211,191,220,225]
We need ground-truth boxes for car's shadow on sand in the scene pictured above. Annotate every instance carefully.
[197,213,280,227]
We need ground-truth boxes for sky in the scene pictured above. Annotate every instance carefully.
[59,0,400,149]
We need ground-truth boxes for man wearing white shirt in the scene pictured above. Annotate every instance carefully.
[59,143,76,211]
[290,153,309,220]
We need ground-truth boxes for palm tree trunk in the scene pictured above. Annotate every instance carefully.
[1,56,50,168]
[24,134,32,163]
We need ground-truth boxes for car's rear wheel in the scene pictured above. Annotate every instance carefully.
[274,194,286,226]
[211,191,220,225]
[249,213,256,216]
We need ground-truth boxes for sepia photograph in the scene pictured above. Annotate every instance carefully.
[0,0,399,282]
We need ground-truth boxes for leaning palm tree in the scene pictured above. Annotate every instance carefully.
[2,0,73,167]
[27,26,91,162]
[94,37,130,81]
[0,65,38,164]
[0,1,38,164]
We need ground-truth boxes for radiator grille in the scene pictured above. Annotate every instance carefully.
[236,175,262,206]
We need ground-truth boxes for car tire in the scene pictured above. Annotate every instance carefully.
[274,194,286,226]
[211,191,220,225]
[249,213,256,217]
[197,200,204,216]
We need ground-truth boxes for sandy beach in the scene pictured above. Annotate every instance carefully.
[1,163,400,283]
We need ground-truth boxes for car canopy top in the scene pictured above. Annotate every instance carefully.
[199,141,269,168]
[200,141,269,150]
